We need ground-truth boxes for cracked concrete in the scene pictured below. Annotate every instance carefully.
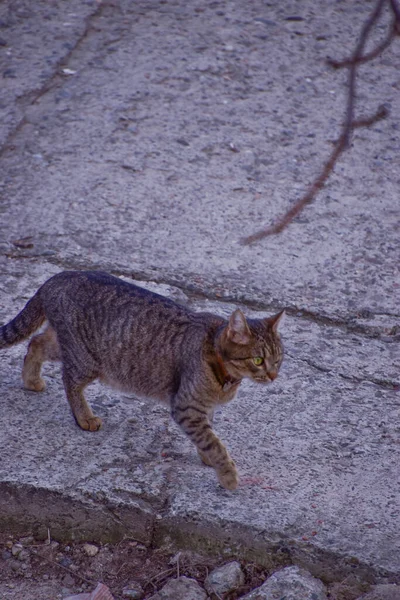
[0,0,399,588]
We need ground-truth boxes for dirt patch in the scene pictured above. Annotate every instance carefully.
[0,532,273,600]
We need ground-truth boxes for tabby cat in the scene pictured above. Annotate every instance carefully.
[0,271,284,489]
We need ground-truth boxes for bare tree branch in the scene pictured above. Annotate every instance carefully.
[344,0,386,146]
[241,0,398,245]
[328,19,397,68]
[390,0,400,22]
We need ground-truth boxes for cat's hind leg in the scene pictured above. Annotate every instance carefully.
[22,326,60,392]
[62,365,102,432]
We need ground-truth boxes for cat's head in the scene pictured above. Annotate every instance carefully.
[218,309,284,384]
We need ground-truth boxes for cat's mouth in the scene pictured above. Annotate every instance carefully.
[254,375,275,383]
[254,377,270,383]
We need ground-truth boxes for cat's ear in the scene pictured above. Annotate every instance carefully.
[266,309,285,333]
[227,309,252,345]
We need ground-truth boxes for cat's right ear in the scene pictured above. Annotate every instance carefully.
[227,309,252,345]
[265,309,285,333]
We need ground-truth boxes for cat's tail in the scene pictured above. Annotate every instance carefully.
[0,292,45,349]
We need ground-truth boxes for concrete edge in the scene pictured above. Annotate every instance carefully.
[1,480,398,586]
[154,516,398,586]
[0,481,155,545]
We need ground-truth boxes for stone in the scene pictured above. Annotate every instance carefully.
[64,582,114,599]
[63,573,76,587]
[19,535,34,545]
[11,543,23,557]
[83,543,99,557]
[122,583,144,599]
[17,548,30,561]
[204,561,245,597]
[148,576,207,600]
[240,566,327,600]
[358,584,400,600]
[60,556,73,568]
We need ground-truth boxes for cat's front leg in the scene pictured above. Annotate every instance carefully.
[197,408,214,466]
[171,403,238,490]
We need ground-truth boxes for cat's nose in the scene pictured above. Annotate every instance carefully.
[268,370,278,381]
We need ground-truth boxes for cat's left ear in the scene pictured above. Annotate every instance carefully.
[227,309,252,345]
[265,309,285,333]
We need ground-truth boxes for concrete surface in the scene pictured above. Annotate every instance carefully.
[0,0,399,586]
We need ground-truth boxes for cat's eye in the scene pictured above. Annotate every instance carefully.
[252,357,264,366]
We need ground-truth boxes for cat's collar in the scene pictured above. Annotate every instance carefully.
[214,352,242,391]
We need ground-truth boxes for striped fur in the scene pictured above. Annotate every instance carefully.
[0,271,284,490]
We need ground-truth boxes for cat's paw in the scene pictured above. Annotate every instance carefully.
[23,378,46,392]
[78,416,102,431]
[217,463,239,490]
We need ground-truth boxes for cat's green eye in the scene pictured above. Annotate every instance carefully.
[252,357,264,366]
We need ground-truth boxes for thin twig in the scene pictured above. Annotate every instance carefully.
[241,0,398,244]
[241,106,387,244]
[390,0,400,21]
[145,567,176,587]
[328,18,397,68]
[344,0,386,146]
[208,585,224,600]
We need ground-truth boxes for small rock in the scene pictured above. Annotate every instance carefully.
[11,543,23,557]
[2,550,11,560]
[240,566,328,600]
[17,549,30,561]
[148,576,207,600]
[19,536,34,545]
[10,559,23,572]
[122,582,144,599]
[204,561,244,597]
[358,584,400,600]
[63,573,76,587]
[83,543,99,557]
[60,556,73,568]
[63,583,114,600]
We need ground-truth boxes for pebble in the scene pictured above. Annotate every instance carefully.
[63,574,76,587]
[19,536,34,545]
[240,566,328,600]
[11,543,23,557]
[17,549,30,562]
[83,543,99,557]
[122,582,145,599]
[59,556,73,568]
[204,561,245,597]
[10,559,23,572]
[148,576,207,600]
